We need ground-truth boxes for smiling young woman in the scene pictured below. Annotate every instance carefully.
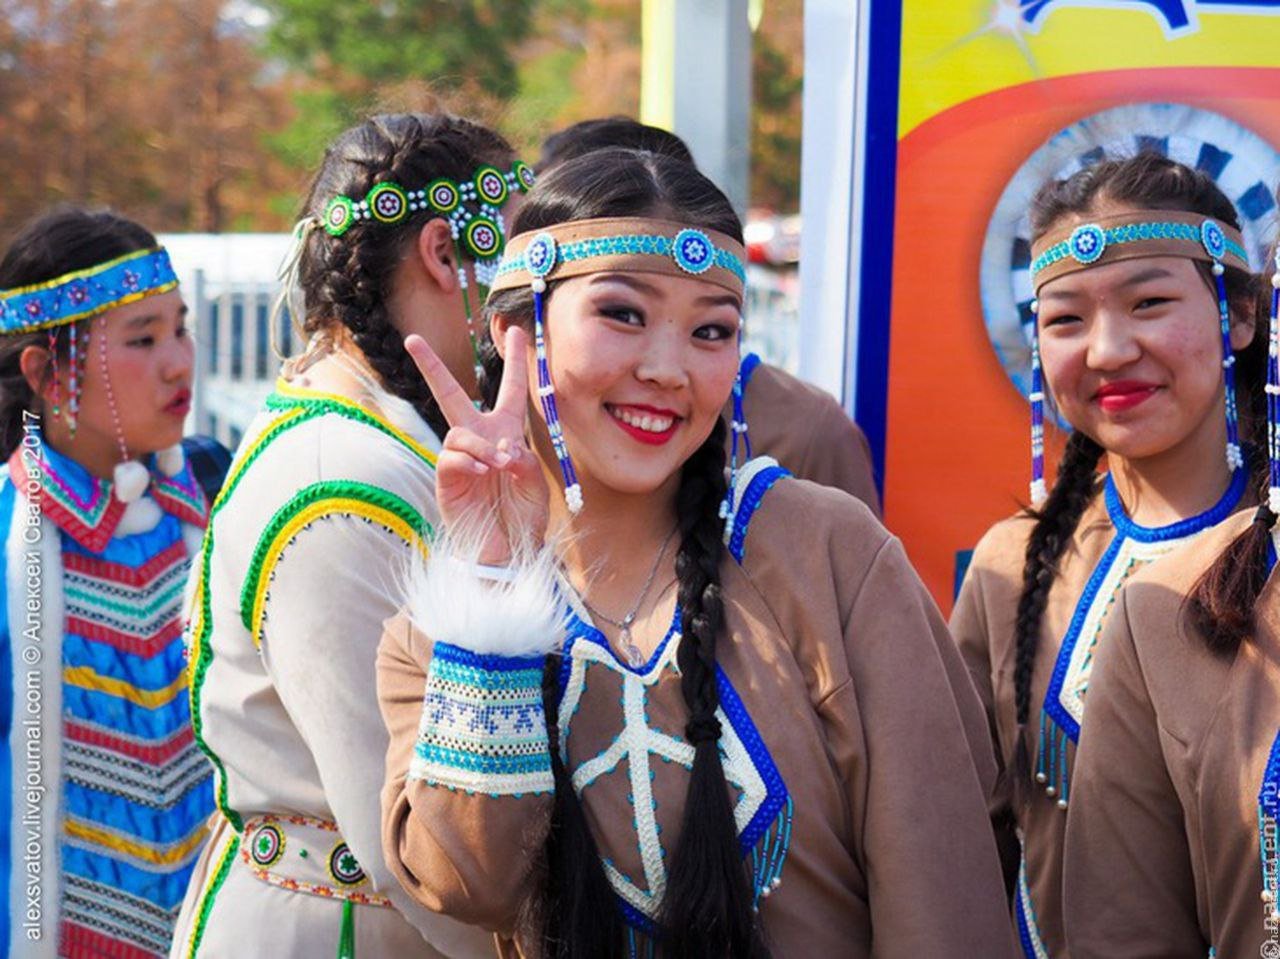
[0,207,215,959]
[949,153,1266,958]
[1058,213,1280,958]
[376,149,1015,958]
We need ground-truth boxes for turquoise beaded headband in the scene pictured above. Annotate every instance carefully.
[0,247,179,336]
[489,216,747,298]
[321,160,535,264]
[1030,210,1248,292]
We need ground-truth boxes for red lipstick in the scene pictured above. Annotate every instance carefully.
[164,389,192,417]
[1094,380,1159,413]
[606,403,681,446]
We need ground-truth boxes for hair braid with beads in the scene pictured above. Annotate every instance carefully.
[297,112,515,438]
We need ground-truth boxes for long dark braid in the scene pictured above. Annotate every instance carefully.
[297,112,515,438]
[660,415,769,957]
[480,148,765,954]
[1011,430,1103,784]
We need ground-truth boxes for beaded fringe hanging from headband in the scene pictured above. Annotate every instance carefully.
[1268,250,1280,516]
[1026,212,1250,505]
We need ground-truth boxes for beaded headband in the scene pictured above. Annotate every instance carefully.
[1030,210,1248,292]
[0,247,178,336]
[489,217,747,299]
[321,159,535,261]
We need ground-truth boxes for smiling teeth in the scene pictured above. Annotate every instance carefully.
[613,407,673,433]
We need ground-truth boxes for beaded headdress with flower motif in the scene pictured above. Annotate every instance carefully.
[1025,210,1250,505]
[489,217,748,518]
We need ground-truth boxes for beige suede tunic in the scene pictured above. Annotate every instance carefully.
[950,471,1247,957]
[170,377,490,959]
[726,358,881,515]
[380,472,1013,958]
[1063,510,1280,959]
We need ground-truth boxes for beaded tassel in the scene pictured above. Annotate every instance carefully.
[1267,254,1280,516]
[68,320,83,436]
[532,278,583,513]
[453,240,483,385]
[47,329,60,418]
[1213,261,1245,473]
[720,333,752,531]
[749,794,793,911]
[1258,730,1280,932]
[98,316,150,503]
[1028,299,1048,505]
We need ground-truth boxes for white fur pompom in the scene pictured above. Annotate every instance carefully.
[403,523,566,658]
[113,460,150,503]
[156,444,185,477]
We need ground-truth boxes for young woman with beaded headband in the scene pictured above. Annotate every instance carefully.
[1058,209,1280,957]
[950,152,1266,958]
[170,113,526,959]
[537,118,881,515]
[0,207,216,958]
[376,148,1015,957]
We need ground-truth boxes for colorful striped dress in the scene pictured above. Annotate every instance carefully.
[0,440,212,958]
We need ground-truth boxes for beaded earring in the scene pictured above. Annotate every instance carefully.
[1202,220,1245,474]
[526,232,583,514]
[47,328,61,420]
[67,320,86,437]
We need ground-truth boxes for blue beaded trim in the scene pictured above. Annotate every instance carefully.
[409,641,553,795]
[728,464,791,563]
[1,247,178,334]
[498,232,747,285]
[1031,220,1249,278]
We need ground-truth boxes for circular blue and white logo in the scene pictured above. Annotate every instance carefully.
[1200,219,1227,261]
[1068,224,1106,264]
[673,229,714,274]
[525,232,557,278]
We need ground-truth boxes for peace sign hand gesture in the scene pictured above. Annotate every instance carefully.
[405,326,549,565]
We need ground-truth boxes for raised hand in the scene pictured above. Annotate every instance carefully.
[404,326,549,564]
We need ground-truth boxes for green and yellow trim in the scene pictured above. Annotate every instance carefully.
[184,829,240,959]
[238,481,430,648]
[187,385,437,829]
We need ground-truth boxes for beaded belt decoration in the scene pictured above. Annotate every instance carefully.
[1025,210,1249,503]
[0,247,178,335]
[490,216,746,298]
[239,813,392,907]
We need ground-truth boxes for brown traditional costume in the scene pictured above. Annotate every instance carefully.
[1062,510,1280,958]
[380,469,1015,958]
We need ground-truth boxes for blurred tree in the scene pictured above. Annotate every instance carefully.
[751,0,802,211]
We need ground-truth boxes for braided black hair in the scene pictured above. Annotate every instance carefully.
[481,148,767,956]
[0,206,156,457]
[297,113,514,438]
[1012,152,1266,773]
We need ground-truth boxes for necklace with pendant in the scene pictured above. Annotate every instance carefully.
[580,525,679,667]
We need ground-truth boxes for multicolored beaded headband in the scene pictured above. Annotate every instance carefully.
[489,217,748,518]
[0,247,178,336]
[319,160,534,380]
[1026,211,1248,504]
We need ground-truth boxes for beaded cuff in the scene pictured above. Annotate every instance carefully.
[0,247,178,334]
[409,642,554,796]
